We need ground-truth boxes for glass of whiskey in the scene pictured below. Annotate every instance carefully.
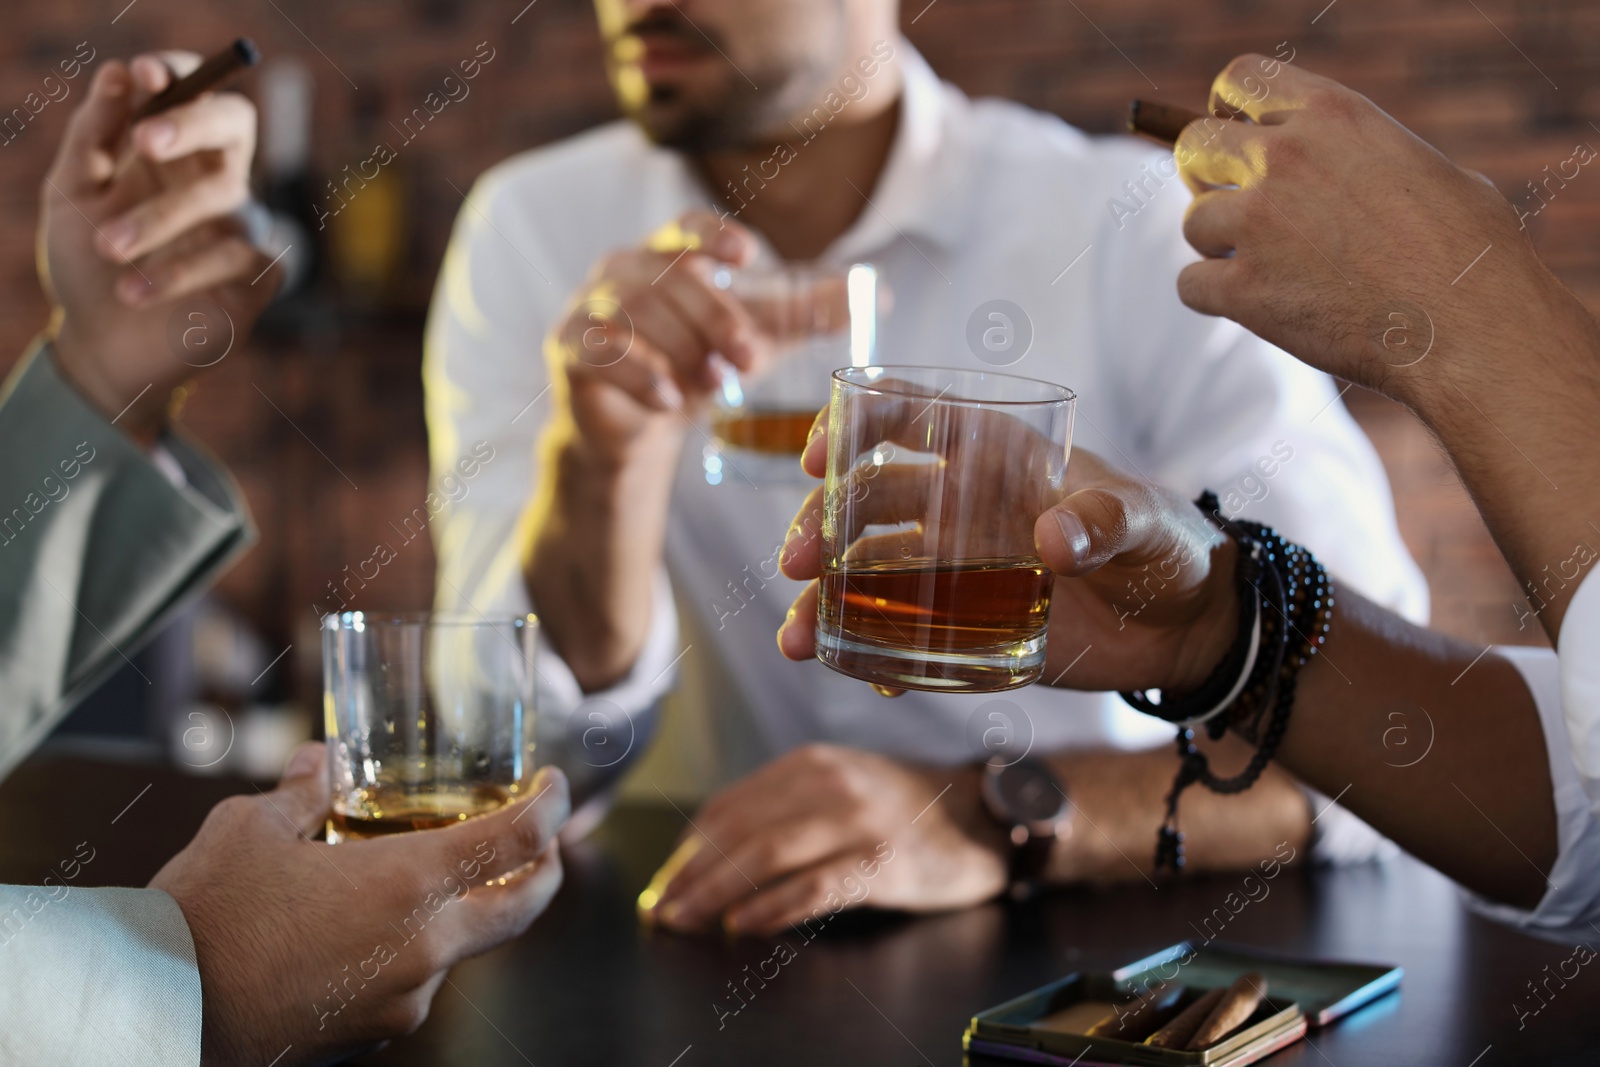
[320,612,539,842]
[706,262,877,488]
[816,366,1076,693]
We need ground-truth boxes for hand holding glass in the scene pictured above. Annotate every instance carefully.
[321,613,539,842]
[815,367,1076,693]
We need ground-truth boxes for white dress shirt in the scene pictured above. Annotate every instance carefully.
[423,42,1427,861]
[1467,573,1600,942]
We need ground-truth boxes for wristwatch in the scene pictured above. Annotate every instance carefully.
[981,757,1072,897]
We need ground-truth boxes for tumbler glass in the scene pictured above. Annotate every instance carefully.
[705,262,877,487]
[816,366,1076,693]
[321,612,539,842]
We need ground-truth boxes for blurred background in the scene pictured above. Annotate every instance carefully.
[3,0,1593,774]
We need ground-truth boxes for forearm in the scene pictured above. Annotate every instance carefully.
[1037,743,1311,884]
[523,417,681,691]
[1269,587,1555,908]
[1406,268,1600,641]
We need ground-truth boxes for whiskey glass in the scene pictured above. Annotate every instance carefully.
[321,612,539,841]
[816,366,1076,693]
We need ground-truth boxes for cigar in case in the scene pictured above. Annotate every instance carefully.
[1086,984,1186,1041]
[1127,99,1208,147]
[1186,972,1269,1050]
[1144,987,1225,1050]
[131,38,260,122]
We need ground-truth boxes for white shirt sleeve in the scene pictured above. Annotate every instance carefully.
[1461,643,1600,942]
[421,167,681,735]
[0,886,201,1065]
[1559,569,1600,815]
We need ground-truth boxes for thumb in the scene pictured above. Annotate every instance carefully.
[49,61,133,195]
[1036,481,1192,576]
[261,741,331,838]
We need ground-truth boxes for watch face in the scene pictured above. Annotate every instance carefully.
[993,761,1066,825]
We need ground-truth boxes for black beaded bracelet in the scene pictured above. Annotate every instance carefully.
[1119,492,1333,876]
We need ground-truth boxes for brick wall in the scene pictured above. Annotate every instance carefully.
[2,0,1589,704]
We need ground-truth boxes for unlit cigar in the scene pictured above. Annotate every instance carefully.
[1186,972,1269,1051]
[1127,99,1207,147]
[1086,983,1186,1042]
[131,38,260,122]
[1144,987,1225,1049]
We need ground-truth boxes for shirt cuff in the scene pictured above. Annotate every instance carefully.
[0,886,201,1065]
[1559,569,1600,816]
[533,567,681,719]
[1461,645,1600,943]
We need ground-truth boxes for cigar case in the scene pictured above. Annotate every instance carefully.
[963,940,1401,1066]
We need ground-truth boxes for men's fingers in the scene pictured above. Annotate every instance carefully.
[49,62,134,194]
[567,334,686,413]
[121,231,264,307]
[131,91,256,164]
[261,741,332,837]
[777,581,820,661]
[98,169,249,262]
[1174,118,1258,195]
[800,409,828,477]
[129,51,202,97]
[435,767,570,883]
[1208,53,1301,125]
[448,847,564,961]
[655,208,758,266]
[1036,484,1154,576]
[1181,190,1247,260]
[655,266,759,372]
[657,819,854,932]
[723,853,870,936]
[1174,258,1239,321]
[778,486,826,579]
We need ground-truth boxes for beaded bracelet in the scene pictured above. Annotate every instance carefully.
[1119,491,1334,876]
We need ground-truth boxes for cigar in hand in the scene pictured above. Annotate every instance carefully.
[1186,972,1270,1051]
[1086,983,1186,1042]
[131,38,260,122]
[1127,99,1207,147]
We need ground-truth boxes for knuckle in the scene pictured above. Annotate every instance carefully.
[1259,133,1307,174]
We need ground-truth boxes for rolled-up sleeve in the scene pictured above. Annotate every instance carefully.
[1461,643,1600,942]
[0,886,201,1065]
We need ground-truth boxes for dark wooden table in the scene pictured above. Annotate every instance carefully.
[3,755,1595,1066]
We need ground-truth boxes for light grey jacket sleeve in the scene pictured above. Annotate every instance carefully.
[0,885,203,1065]
[0,340,255,1067]
[0,340,254,781]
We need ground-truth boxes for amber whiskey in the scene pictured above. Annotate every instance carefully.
[327,782,513,843]
[816,557,1052,693]
[711,409,817,455]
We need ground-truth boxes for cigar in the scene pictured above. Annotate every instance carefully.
[131,38,261,122]
[1186,973,1269,1051]
[1086,984,1186,1041]
[1144,987,1225,1049]
[1127,99,1207,147]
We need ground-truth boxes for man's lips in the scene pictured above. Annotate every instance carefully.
[625,32,714,79]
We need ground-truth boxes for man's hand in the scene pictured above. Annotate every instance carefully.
[149,745,569,1066]
[546,209,762,467]
[777,416,1240,696]
[1174,55,1579,403]
[636,744,1007,936]
[42,53,280,445]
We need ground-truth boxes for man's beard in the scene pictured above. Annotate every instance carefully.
[635,79,787,152]
[617,10,834,152]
